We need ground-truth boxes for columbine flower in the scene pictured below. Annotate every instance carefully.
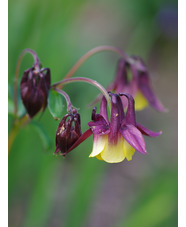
[60,92,162,163]
[88,92,162,163]
[55,109,83,156]
[102,57,166,111]
[20,65,51,118]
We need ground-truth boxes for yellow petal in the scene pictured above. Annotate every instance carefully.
[96,153,103,161]
[101,137,125,163]
[134,91,148,111]
[123,140,135,161]
[89,135,107,157]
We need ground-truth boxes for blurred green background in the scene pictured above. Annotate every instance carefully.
[8,0,178,226]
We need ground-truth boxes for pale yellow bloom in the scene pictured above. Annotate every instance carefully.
[89,134,135,163]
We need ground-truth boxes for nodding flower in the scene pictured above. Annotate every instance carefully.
[55,109,83,156]
[95,57,166,112]
[87,92,162,163]
[59,92,162,163]
[20,65,51,118]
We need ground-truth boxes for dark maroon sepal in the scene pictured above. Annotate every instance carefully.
[55,111,82,155]
[20,67,51,118]
[65,129,93,154]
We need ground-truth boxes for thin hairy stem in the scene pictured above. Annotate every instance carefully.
[53,88,73,112]
[52,77,111,111]
[59,46,127,87]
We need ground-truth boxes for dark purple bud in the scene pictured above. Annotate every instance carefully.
[55,110,82,156]
[20,66,51,118]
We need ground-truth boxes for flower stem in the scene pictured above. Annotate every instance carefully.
[52,88,73,112]
[52,77,111,111]
[61,45,127,83]
[14,49,40,116]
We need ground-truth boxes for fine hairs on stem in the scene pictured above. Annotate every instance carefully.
[52,77,112,111]
[52,88,73,112]
[58,45,128,89]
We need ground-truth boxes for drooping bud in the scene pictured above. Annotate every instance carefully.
[20,65,51,118]
[55,109,82,156]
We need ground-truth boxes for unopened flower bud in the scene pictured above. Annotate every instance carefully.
[20,65,51,118]
[55,109,82,156]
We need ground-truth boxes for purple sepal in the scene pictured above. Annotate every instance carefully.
[138,71,166,112]
[120,124,146,154]
[119,93,136,125]
[88,116,110,135]
[88,107,110,135]
[136,123,162,137]
[100,96,109,124]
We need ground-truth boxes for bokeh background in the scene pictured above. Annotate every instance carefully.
[8,0,178,226]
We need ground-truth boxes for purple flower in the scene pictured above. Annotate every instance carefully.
[61,93,162,163]
[55,109,83,156]
[20,66,51,118]
[87,93,162,163]
[105,57,166,112]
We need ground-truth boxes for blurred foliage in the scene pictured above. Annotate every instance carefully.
[48,89,65,120]
[8,0,177,227]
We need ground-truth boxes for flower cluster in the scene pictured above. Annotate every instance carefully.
[13,46,164,164]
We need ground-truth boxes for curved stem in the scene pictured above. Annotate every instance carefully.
[52,77,111,111]
[53,88,73,112]
[14,49,40,116]
[61,45,127,83]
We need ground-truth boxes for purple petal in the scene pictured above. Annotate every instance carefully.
[119,93,136,125]
[115,78,138,109]
[136,123,162,137]
[88,114,110,135]
[120,124,146,154]
[115,59,128,86]
[109,93,125,140]
[100,96,109,124]
[66,129,93,153]
[138,71,166,112]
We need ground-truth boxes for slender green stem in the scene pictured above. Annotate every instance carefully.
[14,49,40,116]
[52,77,111,111]
[60,45,127,85]
[52,88,73,112]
